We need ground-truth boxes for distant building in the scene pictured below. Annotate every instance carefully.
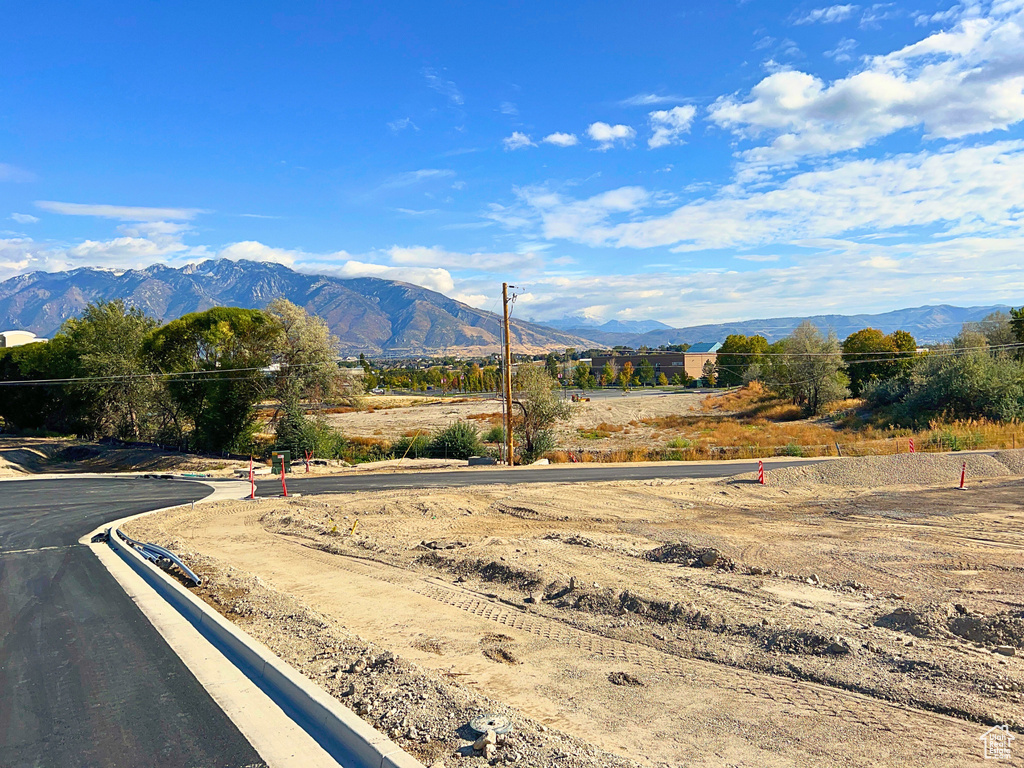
[591,342,721,383]
[0,330,47,348]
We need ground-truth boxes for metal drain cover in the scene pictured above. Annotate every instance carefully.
[469,713,512,735]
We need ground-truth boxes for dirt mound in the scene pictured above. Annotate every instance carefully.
[763,629,851,656]
[644,542,736,570]
[993,448,1024,475]
[53,445,101,462]
[948,607,1024,648]
[416,552,546,592]
[608,672,644,687]
[767,452,1015,488]
[875,607,936,638]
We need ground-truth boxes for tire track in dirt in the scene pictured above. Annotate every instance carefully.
[264,530,978,744]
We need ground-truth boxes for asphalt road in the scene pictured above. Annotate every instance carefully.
[0,478,265,768]
[261,458,812,496]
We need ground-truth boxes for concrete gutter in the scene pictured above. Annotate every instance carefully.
[103,495,423,768]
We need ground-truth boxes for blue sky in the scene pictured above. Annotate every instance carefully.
[2,0,1024,325]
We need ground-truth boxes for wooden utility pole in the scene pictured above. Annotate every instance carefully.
[502,282,515,466]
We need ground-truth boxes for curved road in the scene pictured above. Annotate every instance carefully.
[0,460,799,767]
[261,458,810,496]
[0,478,265,768]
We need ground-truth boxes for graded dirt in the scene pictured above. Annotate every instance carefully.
[125,453,1024,767]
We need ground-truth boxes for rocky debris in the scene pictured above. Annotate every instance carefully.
[417,540,467,551]
[644,542,736,570]
[767,452,1019,488]
[948,607,1024,648]
[764,629,852,656]
[607,671,645,687]
[995,646,1017,657]
[876,607,934,638]
[481,634,519,665]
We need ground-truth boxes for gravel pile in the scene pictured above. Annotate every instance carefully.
[765,452,1019,488]
[993,449,1024,475]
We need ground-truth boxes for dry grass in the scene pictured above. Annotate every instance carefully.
[544,384,1024,463]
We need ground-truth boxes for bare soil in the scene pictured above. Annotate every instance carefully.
[326,391,708,450]
[125,454,1024,767]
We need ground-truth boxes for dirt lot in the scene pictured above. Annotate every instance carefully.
[126,452,1024,767]
[0,437,244,477]
[327,391,708,450]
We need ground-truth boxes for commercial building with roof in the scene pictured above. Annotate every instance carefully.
[590,342,722,383]
[0,330,46,348]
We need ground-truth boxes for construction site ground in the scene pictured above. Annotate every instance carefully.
[124,451,1024,767]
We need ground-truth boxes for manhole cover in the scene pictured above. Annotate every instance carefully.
[469,713,512,735]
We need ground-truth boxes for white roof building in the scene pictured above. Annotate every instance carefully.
[0,330,47,348]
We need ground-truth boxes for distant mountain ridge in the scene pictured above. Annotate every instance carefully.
[0,260,591,355]
[541,316,672,334]
[0,260,1015,353]
[555,304,1019,348]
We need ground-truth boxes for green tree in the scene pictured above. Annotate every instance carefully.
[59,300,159,439]
[842,328,918,396]
[544,353,559,379]
[265,298,341,406]
[573,361,595,390]
[716,334,769,387]
[701,359,717,387]
[600,361,615,386]
[637,357,655,387]
[511,364,574,461]
[657,372,669,386]
[0,336,87,434]
[618,361,635,391]
[146,307,280,453]
[1011,307,1024,345]
[766,322,849,415]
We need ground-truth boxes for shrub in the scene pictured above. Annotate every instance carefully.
[482,425,505,443]
[429,421,483,460]
[274,405,346,459]
[519,429,557,463]
[392,433,431,459]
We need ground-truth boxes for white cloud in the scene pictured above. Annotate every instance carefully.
[587,122,637,150]
[710,1,1024,165]
[503,131,536,150]
[35,201,204,221]
[824,37,858,61]
[617,93,686,107]
[795,4,859,24]
[387,117,418,132]
[499,101,519,115]
[542,132,579,147]
[326,259,455,294]
[217,241,301,266]
[423,68,464,105]
[0,163,35,183]
[647,106,697,148]
[377,169,456,190]
[386,245,540,272]
[10,213,39,224]
[511,235,1024,326]
[500,141,1024,251]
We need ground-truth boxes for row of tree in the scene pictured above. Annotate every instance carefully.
[717,309,1024,421]
[0,299,342,453]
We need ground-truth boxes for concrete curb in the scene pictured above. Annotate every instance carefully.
[107,523,424,768]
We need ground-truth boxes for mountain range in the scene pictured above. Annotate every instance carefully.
[0,260,590,355]
[568,305,1017,347]
[0,259,1016,353]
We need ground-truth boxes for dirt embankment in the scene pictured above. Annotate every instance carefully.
[126,452,1024,767]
